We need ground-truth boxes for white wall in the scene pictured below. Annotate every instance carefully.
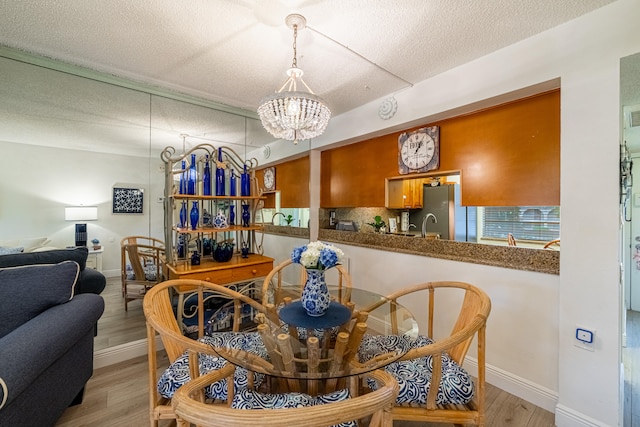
[254,1,640,425]
[0,141,165,276]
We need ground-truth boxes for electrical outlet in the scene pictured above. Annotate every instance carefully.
[575,326,595,351]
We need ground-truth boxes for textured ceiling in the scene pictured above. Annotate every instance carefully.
[0,0,616,119]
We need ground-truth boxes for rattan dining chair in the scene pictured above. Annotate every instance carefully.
[144,279,268,427]
[121,236,165,310]
[366,281,491,427]
[172,364,399,427]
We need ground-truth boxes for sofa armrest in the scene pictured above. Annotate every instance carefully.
[0,294,104,410]
[77,268,107,295]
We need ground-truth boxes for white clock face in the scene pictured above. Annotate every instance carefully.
[264,169,275,190]
[401,132,435,169]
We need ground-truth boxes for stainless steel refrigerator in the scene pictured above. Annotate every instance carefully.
[408,184,475,241]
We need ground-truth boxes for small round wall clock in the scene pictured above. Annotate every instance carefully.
[263,167,276,191]
[397,126,439,174]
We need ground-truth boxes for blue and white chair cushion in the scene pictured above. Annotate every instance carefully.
[125,263,160,281]
[157,332,267,401]
[231,388,356,427]
[361,335,475,405]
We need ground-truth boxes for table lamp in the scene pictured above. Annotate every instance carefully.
[65,206,98,247]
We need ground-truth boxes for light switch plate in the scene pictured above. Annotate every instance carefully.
[575,326,595,351]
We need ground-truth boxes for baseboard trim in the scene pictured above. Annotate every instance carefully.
[94,337,163,369]
[555,404,611,427]
[463,357,558,413]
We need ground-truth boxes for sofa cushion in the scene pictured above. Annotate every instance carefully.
[0,261,79,339]
[0,237,50,253]
[0,247,87,271]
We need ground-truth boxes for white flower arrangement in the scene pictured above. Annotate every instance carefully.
[291,241,344,270]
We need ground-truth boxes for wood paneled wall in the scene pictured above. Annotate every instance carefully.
[258,156,310,208]
[320,90,560,207]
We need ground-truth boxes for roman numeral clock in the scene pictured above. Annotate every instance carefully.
[398,126,440,174]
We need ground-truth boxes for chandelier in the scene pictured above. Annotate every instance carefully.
[258,14,331,145]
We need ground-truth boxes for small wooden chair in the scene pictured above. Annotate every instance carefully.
[172,365,399,427]
[143,279,268,427]
[121,236,165,310]
[376,281,492,427]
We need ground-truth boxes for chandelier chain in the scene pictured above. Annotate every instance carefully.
[291,24,298,68]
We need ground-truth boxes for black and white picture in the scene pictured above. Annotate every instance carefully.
[112,187,144,214]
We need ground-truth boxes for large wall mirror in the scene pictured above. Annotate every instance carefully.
[0,49,273,353]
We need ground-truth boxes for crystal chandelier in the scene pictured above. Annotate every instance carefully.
[258,14,331,145]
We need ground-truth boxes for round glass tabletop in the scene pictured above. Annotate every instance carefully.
[209,285,418,380]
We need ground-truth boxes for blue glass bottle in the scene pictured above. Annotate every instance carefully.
[203,155,211,196]
[229,204,235,226]
[241,165,250,196]
[241,203,250,227]
[216,148,225,196]
[177,235,186,258]
[229,169,237,196]
[190,201,199,230]
[187,154,197,195]
[179,160,187,194]
[179,201,187,228]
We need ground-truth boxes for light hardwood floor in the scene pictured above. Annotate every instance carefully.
[95,277,146,352]
[56,352,556,427]
[624,309,640,427]
[57,275,557,426]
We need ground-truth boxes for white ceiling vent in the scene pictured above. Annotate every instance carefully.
[625,105,640,128]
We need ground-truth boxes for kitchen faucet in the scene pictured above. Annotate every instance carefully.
[421,213,437,237]
[404,223,417,236]
[271,212,286,225]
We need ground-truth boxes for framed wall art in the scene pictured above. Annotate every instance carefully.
[112,187,144,214]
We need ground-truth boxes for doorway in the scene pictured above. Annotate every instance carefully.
[621,51,640,427]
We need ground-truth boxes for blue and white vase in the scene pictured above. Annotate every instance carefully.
[213,211,228,229]
[300,268,331,317]
[189,201,199,230]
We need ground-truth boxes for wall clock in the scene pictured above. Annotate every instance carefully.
[398,126,439,174]
[263,167,276,191]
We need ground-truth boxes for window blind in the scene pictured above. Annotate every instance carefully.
[482,206,560,242]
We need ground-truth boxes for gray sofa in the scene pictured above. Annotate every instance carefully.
[0,247,106,295]
[0,261,105,426]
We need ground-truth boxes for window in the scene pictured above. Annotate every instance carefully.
[481,206,560,242]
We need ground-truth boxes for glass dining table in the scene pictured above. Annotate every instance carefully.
[209,285,418,394]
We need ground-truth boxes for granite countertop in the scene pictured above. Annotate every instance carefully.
[318,229,559,275]
[263,225,310,239]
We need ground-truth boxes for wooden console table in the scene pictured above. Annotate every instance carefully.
[164,253,274,285]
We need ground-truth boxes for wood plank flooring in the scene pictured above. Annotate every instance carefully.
[95,277,146,352]
[624,309,640,427]
[57,352,555,427]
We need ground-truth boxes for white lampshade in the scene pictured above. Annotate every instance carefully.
[65,206,98,221]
